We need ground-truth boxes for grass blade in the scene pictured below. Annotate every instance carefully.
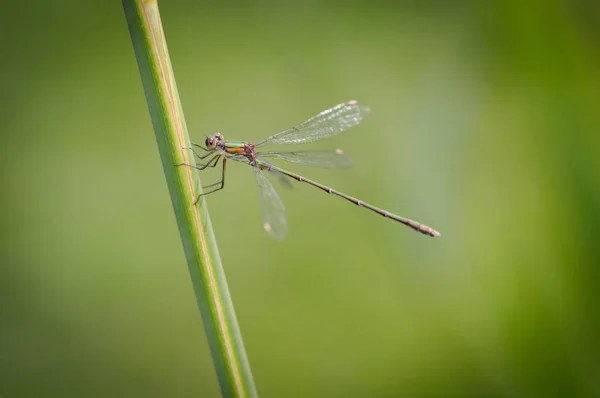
[122,1,257,396]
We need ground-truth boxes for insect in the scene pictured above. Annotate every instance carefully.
[182,100,440,240]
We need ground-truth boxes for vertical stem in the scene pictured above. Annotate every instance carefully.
[122,1,257,396]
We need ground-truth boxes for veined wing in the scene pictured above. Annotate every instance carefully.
[256,100,369,146]
[253,165,288,240]
[259,149,353,168]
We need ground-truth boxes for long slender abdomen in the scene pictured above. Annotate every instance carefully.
[272,166,441,237]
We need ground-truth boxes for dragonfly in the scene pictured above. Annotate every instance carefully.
[182,100,441,240]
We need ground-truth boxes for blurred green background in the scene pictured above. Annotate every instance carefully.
[2,1,600,397]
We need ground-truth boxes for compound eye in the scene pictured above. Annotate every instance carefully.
[205,137,213,148]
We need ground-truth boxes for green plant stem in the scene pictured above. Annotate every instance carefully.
[121,1,257,396]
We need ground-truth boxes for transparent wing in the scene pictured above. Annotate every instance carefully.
[253,165,288,240]
[259,149,353,168]
[256,100,370,146]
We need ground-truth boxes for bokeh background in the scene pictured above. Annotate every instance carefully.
[2,1,599,397]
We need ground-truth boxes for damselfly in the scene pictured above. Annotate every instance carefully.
[182,100,440,240]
